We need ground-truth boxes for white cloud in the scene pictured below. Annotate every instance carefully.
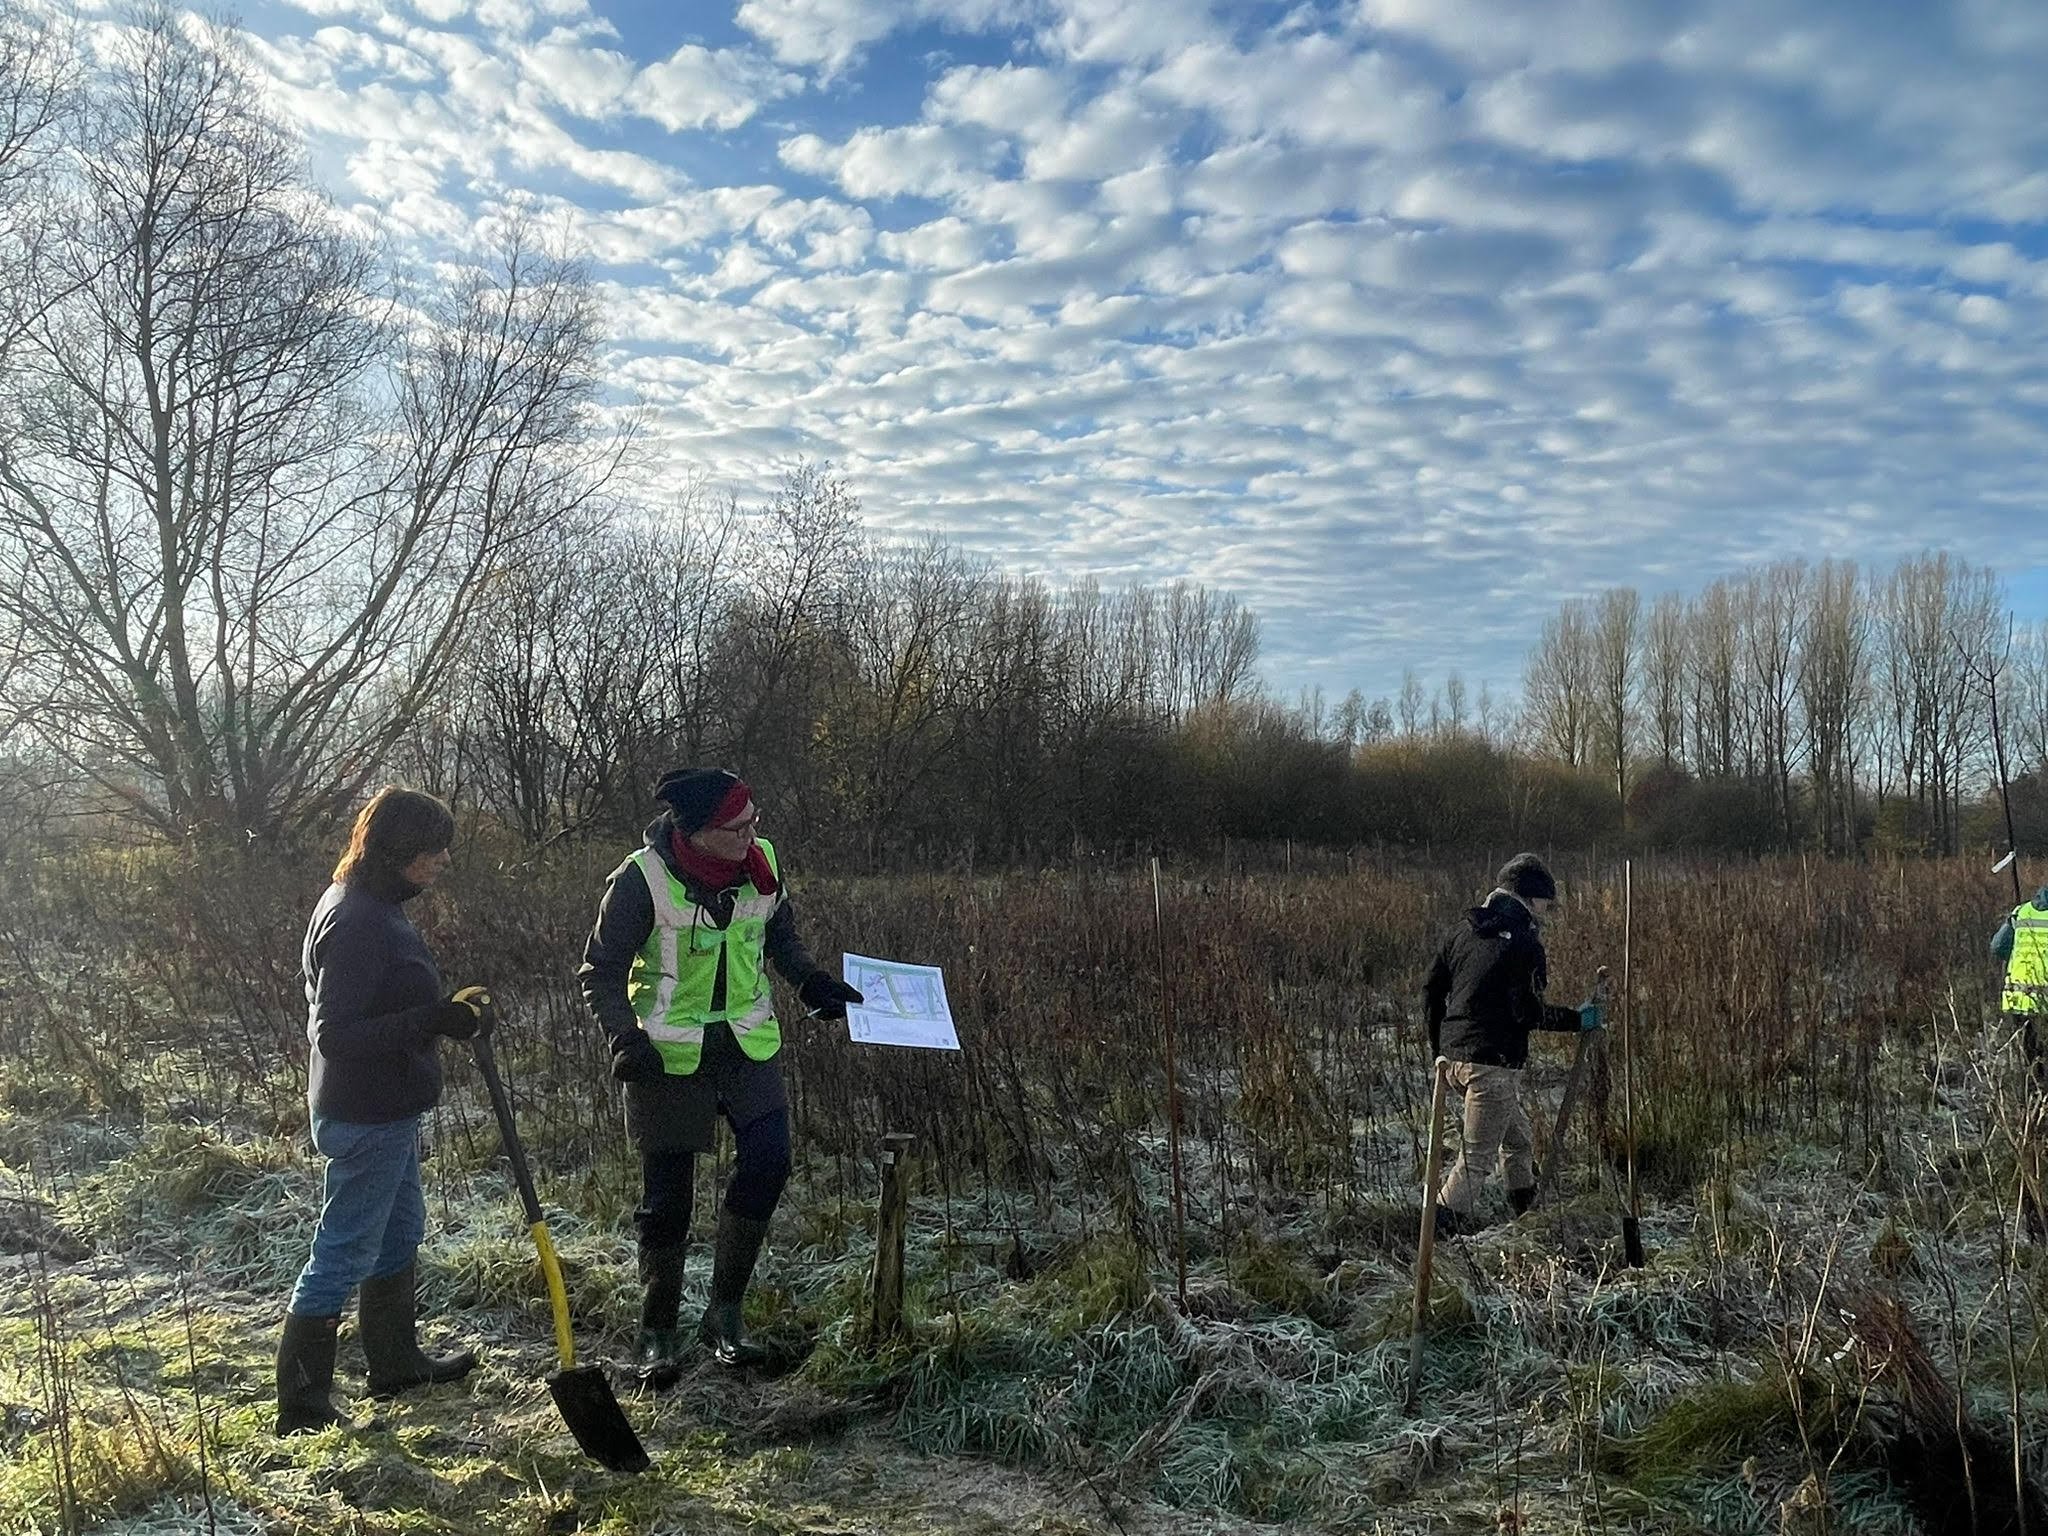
[246,0,2048,700]
[628,43,801,132]
[520,30,635,117]
[473,0,534,34]
[1038,0,1219,67]
[780,122,998,200]
[276,0,397,18]
[927,63,1070,136]
[1019,83,1178,182]
[737,0,1034,76]
[879,215,985,271]
[1149,33,1448,153]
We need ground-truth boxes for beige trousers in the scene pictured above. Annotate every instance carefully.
[1437,1061,1534,1215]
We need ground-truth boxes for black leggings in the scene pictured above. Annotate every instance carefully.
[635,1109,791,1251]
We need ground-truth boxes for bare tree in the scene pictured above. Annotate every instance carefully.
[1687,580,1741,780]
[0,0,74,359]
[1877,552,1999,852]
[1334,687,1366,750]
[1739,562,1806,841]
[2010,619,2048,778]
[1443,671,1468,736]
[1592,586,1640,809]
[1644,591,1687,770]
[1397,667,1425,739]
[456,517,665,842]
[955,575,1060,850]
[1524,601,1594,767]
[1476,680,1504,745]
[1799,558,1867,853]
[1157,581,1259,721]
[828,536,981,856]
[718,460,862,821]
[0,13,619,837]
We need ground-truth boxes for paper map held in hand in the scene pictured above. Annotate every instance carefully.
[840,953,960,1051]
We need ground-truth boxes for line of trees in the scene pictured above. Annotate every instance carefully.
[1511,555,2035,855]
[1,6,2038,864]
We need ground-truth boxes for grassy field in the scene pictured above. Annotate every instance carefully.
[0,846,2043,1533]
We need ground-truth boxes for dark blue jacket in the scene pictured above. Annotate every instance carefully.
[303,881,447,1123]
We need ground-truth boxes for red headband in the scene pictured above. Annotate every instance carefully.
[707,778,753,829]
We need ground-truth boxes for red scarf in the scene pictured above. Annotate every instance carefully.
[669,828,778,897]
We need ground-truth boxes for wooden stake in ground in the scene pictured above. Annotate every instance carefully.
[1407,1057,1451,1409]
[1620,860,1647,1268]
[1151,857,1190,1308]
[864,1131,917,1350]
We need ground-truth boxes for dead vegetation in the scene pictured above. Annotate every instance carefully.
[0,847,2043,1533]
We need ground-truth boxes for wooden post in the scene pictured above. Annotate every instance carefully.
[865,1131,917,1350]
[1621,860,1645,1267]
[1407,1058,1451,1409]
[1152,858,1190,1307]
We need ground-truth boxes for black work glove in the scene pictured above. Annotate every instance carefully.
[609,1030,666,1084]
[427,985,494,1040]
[799,971,864,1022]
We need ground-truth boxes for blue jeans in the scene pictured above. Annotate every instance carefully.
[287,1114,426,1317]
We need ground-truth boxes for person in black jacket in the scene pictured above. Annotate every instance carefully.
[276,787,493,1435]
[1422,853,1603,1237]
[578,768,861,1383]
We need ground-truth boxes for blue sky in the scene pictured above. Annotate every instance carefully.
[170,0,2048,702]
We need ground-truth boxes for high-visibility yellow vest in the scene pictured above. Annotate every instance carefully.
[2004,899,2048,1015]
[625,839,783,1075]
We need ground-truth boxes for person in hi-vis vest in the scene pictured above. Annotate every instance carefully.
[578,769,862,1383]
[1991,884,2048,1094]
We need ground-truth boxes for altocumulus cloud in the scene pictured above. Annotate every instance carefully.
[236,0,2048,699]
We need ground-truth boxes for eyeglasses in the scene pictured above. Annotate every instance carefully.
[710,811,760,837]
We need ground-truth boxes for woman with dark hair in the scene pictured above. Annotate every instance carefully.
[578,768,862,1383]
[275,786,494,1435]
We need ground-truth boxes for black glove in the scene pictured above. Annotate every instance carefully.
[427,985,494,1040]
[799,971,864,1021]
[609,1030,665,1084]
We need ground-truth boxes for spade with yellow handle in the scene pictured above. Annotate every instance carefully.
[472,1031,650,1474]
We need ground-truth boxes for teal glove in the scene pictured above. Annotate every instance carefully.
[1578,1003,1605,1032]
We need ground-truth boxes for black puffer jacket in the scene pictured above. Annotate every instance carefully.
[1423,890,1582,1068]
[577,815,820,1047]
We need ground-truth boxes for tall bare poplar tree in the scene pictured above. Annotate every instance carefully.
[2010,620,2048,778]
[1524,600,1594,767]
[1878,552,1999,852]
[1593,586,1641,809]
[1739,562,1806,840]
[1687,580,1741,780]
[1799,559,1867,854]
[1643,592,1687,771]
